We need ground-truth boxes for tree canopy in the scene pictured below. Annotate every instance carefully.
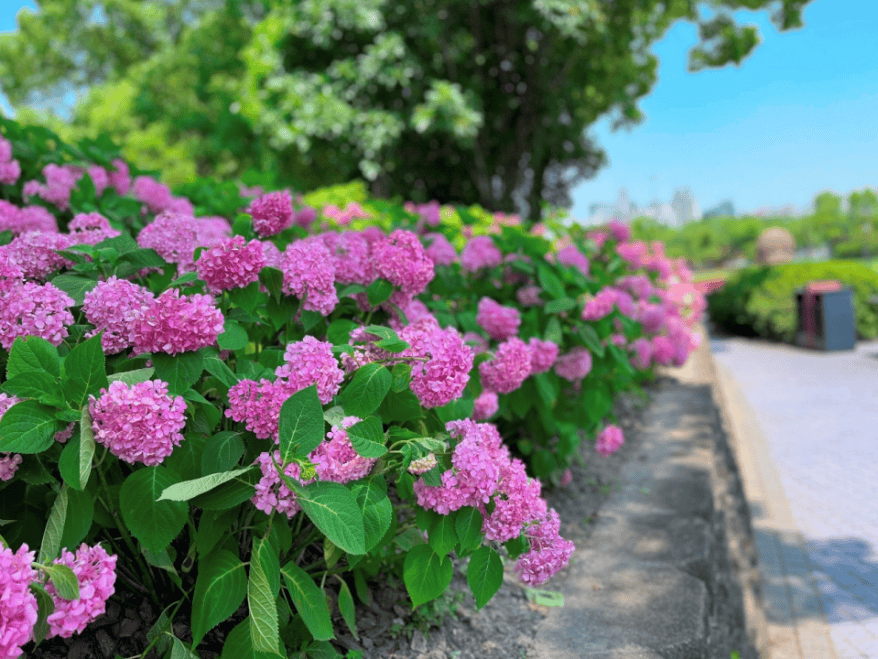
[0,0,814,220]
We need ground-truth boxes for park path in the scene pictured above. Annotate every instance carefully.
[711,334,878,658]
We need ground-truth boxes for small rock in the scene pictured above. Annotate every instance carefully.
[361,637,374,650]
[138,601,152,621]
[410,629,428,653]
[393,604,408,617]
[481,640,500,651]
[118,616,139,638]
[95,629,115,658]
[392,617,404,627]
[417,651,447,659]
[68,639,93,659]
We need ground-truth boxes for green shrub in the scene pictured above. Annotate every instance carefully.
[708,261,878,341]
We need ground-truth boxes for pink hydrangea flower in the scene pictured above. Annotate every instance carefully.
[559,469,573,487]
[274,336,345,405]
[260,240,283,269]
[137,212,226,274]
[0,394,23,482]
[460,236,502,273]
[617,274,655,300]
[248,190,294,237]
[581,288,617,321]
[89,380,187,465]
[630,337,653,370]
[0,543,38,658]
[82,277,154,354]
[225,379,284,441]
[557,246,590,275]
[0,256,23,293]
[616,241,649,268]
[196,235,265,292]
[54,422,75,444]
[651,335,675,366]
[0,201,57,235]
[476,297,521,341]
[68,213,121,245]
[132,176,175,215]
[309,416,375,483]
[596,424,624,457]
[372,230,435,296]
[129,288,224,355]
[45,543,117,639]
[0,281,74,349]
[108,159,131,196]
[423,233,457,266]
[389,298,437,332]
[607,219,631,242]
[528,338,559,374]
[0,136,21,186]
[472,391,499,421]
[251,450,310,518]
[514,509,575,586]
[400,321,474,408]
[586,230,608,249]
[462,331,489,355]
[479,337,532,394]
[405,200,442,226]
[86,165,110,197]
[638,302,667,335]
[294,206,318,229]
[319,231,375,286]
[481,457,544,543]
[554,347,592,382]
[1,231,73,280]
[281,238,338,315]
[516,285,543,307]
[23,164,81,210]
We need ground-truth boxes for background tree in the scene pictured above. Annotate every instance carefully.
[0,0,814,220]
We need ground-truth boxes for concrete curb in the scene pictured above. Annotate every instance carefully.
[530,325,765,658]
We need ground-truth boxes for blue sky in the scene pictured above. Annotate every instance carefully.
[2,0,877,218]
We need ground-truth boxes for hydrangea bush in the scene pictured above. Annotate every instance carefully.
[0,117,705,658]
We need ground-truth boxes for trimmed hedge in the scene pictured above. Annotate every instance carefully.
[708,261,878,341]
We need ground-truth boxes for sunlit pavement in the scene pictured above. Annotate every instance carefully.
[711,335,878,659]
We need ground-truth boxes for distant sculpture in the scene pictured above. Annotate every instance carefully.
[756,227,795,265]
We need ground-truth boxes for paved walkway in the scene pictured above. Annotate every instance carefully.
[710,335,878,658]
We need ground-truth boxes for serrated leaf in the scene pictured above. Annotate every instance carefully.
[49,274,98,306]
[190,469,258,510]
[291,481,366,555]
[157,467,255,501]
[169,636,200,659]
[248,538,282,656]
[346,416,387,458]
[1,371,64,406]
[191,549,247,646]
[578,324,605,357]
[119,466,188,552]
[152,351,204,396]
[327,319,356,345]
[46,563,80,600]
[202,352,239,388]
[61,334,108,407]
[29,582,55,645]
[39,485,68,564]
[350,476,392,552]
[337,577,358,640]
[201,431,245,475]
[428,514,457,558]
[466,546,503,609]
[544,297,577,314]
[281,561,334,641]
[7,336,61,380]
[258,267,284,301]
[218,320,249,351]
[340,363,391,418]
[0,400,58,453]
[60,488,93,550]
[220,619,278,659]
[403,545,453,607]
[366,278,393,306]
[322,405,346,427]
[391,362,411,392]
[537,263,566,299]
[107,367,155,386]
[454,507,483,552]
[277,385,324,463]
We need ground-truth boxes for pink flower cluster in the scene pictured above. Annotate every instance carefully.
[460,236,502,273]
[44,543,117,638]
[479,337,532,394]
[554,347,592,382]
[0,201,57,235]
[0,394,22,482]
[472,391,499,421]
[129,288,224,355]
[372,230,435,296]
[132,176,192,215]
[23,164,80,210]
[556,246,589,275]
[581,288,617,321]
[89,380,187,465]
[323,202,370,226]
[404,200,441,226]
[320,231,374,286]
[82,277,154,354]
[137,212,229,273]
[248,190,293,237]
[0,544,38,659]
[281,238,338,315]
[596,425,624,457]
[252,451,307,518]
[423,233,457,266]
[1,231,73,280]
[0,279,74,350]
[399,320,474,408]
[514,510,575,586]
[310,416,376,483]
[68,213,120,245]
[0,136,21,185]
[196,235,265,292]
[516,285,543,307]
[528,338,559,374]
[629,337,653,370]
[476,297,521,341]
[227,337,343,440]
[607,219,631,242]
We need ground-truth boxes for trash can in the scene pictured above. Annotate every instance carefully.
[795,280,856,350]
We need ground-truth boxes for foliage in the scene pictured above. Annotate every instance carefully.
[708,261,878,342]
[0,0,814,219]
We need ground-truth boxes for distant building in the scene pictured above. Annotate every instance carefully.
[703,200,735,218]
[671,187,701,225]
[586,186,701,227]
[751,204,806,218]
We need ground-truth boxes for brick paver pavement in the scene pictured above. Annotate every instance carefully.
[711,336,878,658]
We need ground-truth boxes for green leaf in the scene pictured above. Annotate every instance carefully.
[190,469,258,510]
[435,390,474,423]
[168,272,199,288]
[196,508,239,558]
[157,467,255,501]
[7,336,61,379]
[346,416,387,458]
[292,481,366,555]
[378,387,422,423]
[60,488,93,550]
[30,582,54,645]
[403,545,453,607]
[537,263,566,299]
[1,371,64,405]
[191,549,248,646]
[39,485,68,564]
[107,367,155,386]
[428,514,458,558]
[218,320,249,351]
[366,278,393,306]
[248,538,282,656]
[258,267,284,301]
[119,466,188,552]
[152,351,204,396]
[340,364,391,418]
[221,619,278,659]
[164,433,207,481]
[281,561,334,641]
[169,636,200,659]
[49,274,98,306]
[61,334,108,407]
[327,319,356,345]
[202,350,239,388]
[544,297,577,314]
[46,563,80,601]
[534,373,557,407]
[278,385,324,463]
[578,324,605,357]
[0,400,58,453]
[466,546,504,609]
[391,362,411,393]
[201,431,245,475]
[337,577,358,640]
[350,476,392,552]
[454,507,483,552]
[543,317,562,344]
